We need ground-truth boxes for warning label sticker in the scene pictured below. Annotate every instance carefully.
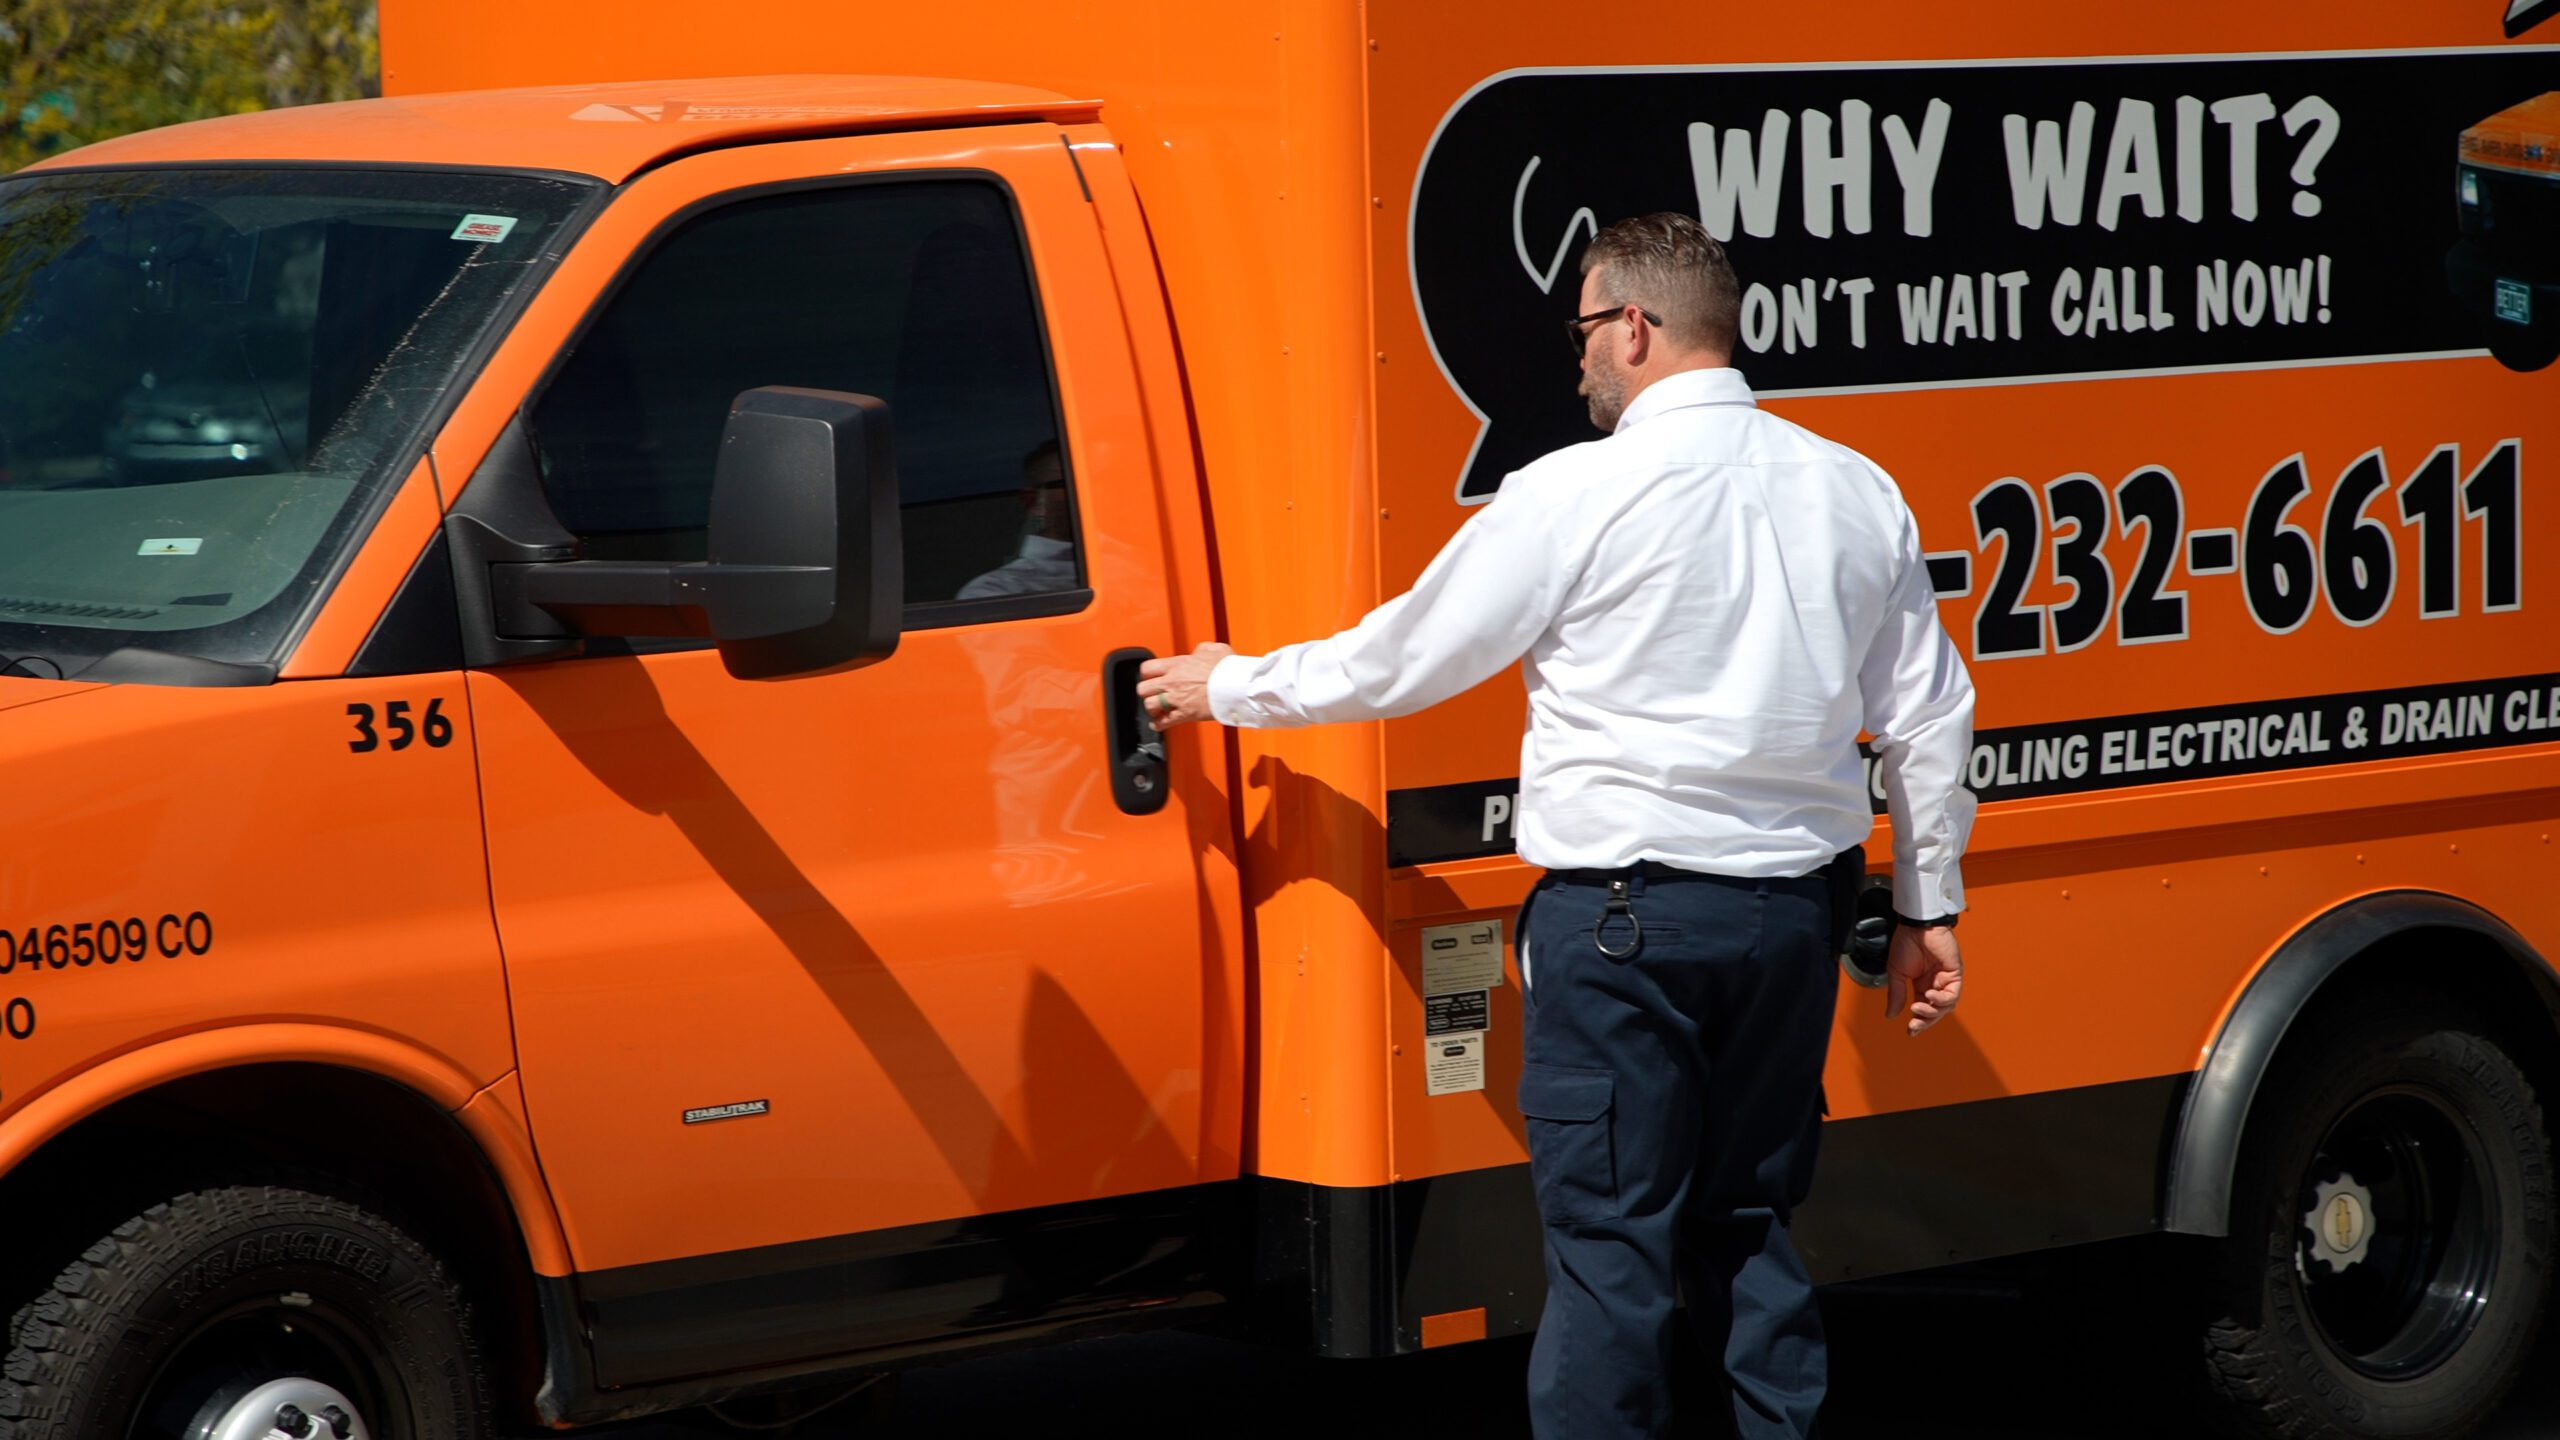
[1425,989,1490,1037]
[1426,1031,1486,1097]
[1422,919,1504,995]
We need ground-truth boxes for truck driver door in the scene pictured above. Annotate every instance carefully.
[456,127,1233,1382]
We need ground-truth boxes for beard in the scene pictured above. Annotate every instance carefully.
[1579,353,1630,431]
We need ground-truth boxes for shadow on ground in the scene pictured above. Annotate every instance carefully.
[583,1238,2560,1439]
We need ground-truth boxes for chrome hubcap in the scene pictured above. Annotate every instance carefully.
[192,1376,370,1440]
[2304,1172,2378,1273]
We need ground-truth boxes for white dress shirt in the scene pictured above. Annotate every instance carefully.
[956,534,1077,601]
[1207,367,1977,916]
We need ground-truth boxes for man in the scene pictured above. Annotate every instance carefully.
[1138,213,1973,1439]
[957,441,1077,601]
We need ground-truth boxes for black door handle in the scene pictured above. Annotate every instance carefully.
[1102,647,1170,816]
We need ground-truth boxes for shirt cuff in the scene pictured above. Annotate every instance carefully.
[1206,652,1263,727]
[1894,861,1965,920]
[1893,785,1976,917]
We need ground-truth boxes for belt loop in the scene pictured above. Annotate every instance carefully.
[1623,868,1645,899]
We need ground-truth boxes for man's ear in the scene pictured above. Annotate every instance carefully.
[1621,307,1653,368]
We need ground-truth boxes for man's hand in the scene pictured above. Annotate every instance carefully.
[1885,924,1963,1036]
[1138,643,1234,730]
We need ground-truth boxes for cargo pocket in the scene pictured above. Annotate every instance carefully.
[1517,1063,1619,1226]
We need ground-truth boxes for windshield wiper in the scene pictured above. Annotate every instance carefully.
[0,644,274,687]
[74,646,275,687]
[233,331,303,471]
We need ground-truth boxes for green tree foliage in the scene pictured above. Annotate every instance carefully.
[0,2,378,173]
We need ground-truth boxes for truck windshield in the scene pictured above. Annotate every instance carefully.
[0,167,597,680]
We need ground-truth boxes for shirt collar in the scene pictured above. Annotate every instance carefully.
[1613,367,1756,435]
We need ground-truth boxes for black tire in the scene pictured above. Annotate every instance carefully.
[2200,1007,2554,1439]
[0,1185,489,1439]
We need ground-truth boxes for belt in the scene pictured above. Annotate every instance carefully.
[1542,851,1864,961]
[1544,860,1719,888]
[1543,858,1839,892]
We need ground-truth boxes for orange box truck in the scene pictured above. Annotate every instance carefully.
[0,2,2554,1436]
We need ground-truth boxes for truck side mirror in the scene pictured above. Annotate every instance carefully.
[705,387,903,678]
[505,387,903,679]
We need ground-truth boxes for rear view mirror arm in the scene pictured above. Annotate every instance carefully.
[443,413,585,669]
[501,559,837,641]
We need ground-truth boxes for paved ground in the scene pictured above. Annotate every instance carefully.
[575,1244,2560,1439]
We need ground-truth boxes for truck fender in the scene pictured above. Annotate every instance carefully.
[0,1022,570,1275]
[2160,890,2558,1237]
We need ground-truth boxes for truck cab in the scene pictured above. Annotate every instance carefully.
[0,78,1251,1434]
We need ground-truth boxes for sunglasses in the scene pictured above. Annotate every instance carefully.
[1567,304,1662,359]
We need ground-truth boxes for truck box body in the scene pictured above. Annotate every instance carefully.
[0,0,2554,1429]
[371,0,2560,1272]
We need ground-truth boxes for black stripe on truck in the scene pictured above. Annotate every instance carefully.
[1390,671,2560,867]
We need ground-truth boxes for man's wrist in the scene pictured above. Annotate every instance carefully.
[1893,911,1959,931]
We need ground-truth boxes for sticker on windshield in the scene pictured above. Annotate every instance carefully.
[137,538,202,556]
[451,213,519,244]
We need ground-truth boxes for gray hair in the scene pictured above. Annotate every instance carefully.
[1578,212,1740,356]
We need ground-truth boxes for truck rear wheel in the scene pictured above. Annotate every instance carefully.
[0,1185,488,1440]
[2200,1008,2554,1439]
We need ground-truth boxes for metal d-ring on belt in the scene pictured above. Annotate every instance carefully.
[1594,877,1643,959]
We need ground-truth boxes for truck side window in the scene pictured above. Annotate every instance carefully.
[528,180,1078,613]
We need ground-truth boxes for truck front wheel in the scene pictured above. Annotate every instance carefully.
[0,1185,488,1439]
[2199,1008,2554,1439]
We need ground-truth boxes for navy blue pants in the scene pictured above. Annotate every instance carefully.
[1517,864,1838,1440]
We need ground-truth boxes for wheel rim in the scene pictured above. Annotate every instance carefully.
[127,1289,402,1440]
[191,1378,373,1440]
[2294,1085,2501,1380]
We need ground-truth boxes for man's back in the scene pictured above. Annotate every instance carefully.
[1506,367,1935,877]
